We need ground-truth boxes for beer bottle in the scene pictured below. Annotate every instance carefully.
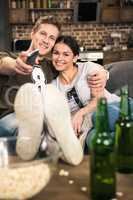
[47,0,52,8]
[89,97,116,200]
[115,86,133,173]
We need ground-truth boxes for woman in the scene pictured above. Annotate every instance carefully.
[51,35,121,149]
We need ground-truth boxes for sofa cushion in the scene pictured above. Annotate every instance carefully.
[105,60,133,98]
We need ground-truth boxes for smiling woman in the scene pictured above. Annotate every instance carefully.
[51,35,115,149]
[52,43,78,79]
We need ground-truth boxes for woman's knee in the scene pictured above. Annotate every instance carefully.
[91,102,120,132]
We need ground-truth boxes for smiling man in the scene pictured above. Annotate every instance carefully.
[0,16,60,115]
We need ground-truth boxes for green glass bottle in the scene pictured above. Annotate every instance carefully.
[47,0,52,8]
[89,97,116,200]
[115,86,133,173]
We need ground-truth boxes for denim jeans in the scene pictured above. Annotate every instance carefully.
[1,99,133,152]
[0,113,18,137]
[86,99,133,151]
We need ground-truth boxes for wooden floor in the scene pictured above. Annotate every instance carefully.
[32,156,133,200]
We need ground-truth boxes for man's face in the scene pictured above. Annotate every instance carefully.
[31,23,59,56]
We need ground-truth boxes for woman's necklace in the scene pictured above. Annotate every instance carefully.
[59,67,78,85]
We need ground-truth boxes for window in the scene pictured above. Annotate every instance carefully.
[74,0,101,23]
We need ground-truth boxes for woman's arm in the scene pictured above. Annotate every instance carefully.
[72,62,107,136]
[72,96,100,136]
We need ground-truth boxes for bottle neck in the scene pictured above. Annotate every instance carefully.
[119,88,131,120]
[95,97,110,135]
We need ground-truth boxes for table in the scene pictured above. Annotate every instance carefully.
[32,156,133,200]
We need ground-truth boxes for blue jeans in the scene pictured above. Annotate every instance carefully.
[86,99,133,151]
[0,113,18,137]
[1,100,133,149]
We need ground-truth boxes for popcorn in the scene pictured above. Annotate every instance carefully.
[116,191,123,197]
[80,186,87,192]
[0,163,51,199]
[68,180,74,184]
[59,169,69,176]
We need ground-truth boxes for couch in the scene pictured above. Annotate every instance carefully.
[0,60,133,117]
[105,60,133,98]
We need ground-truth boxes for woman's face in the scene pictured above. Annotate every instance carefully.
[52,42,78,72]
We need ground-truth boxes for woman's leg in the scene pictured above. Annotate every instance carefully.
[86,101,120,151]
[129,97,133,118]
[42,84,83,165]
[14,83,83,165]
[0,113,18,137]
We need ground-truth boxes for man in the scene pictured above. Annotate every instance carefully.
[0,17,108,165]
[0,16,61,116]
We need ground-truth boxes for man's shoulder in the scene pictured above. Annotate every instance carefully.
[40,58,53,70]
[78,61,101,70]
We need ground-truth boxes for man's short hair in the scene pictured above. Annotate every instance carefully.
[32,16,61,33]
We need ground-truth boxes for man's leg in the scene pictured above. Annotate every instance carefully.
[0,113,18,137]
[14,83,44,160]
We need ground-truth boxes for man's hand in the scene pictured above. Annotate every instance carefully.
[87,68,109,98]
[88,69,109,90]
[15,51,33,75]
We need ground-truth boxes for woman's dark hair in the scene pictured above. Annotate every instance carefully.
[54,35,80,56]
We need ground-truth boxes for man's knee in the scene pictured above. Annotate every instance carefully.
[0,113,18,136]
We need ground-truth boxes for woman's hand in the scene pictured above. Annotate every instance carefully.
[72,109,84,137]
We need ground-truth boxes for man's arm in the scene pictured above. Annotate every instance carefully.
[0,56,17,75]
[0,52,33,75]
[87,63,109,93]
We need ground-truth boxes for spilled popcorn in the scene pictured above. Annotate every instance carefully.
[59,168,88,193]
[116,191,123,197]
[59,169,69,176]
[68,180,74,185]
[80,186,87,192]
